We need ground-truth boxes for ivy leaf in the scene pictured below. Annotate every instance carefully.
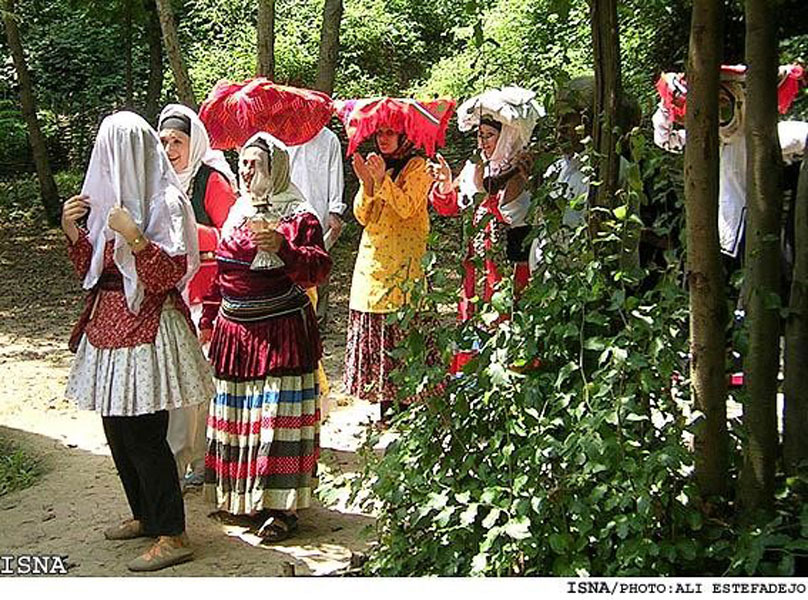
[548,532,570,554]
[504,516,532,540]
[459,504,479,526]
[482,507,501,529]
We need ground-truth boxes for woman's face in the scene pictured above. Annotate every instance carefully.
[159,129,191,172]
[477,123,501,159]
[239,147,270,199]
[375,128,400,155]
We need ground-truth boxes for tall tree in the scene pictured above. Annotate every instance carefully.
[740,0,782,514]
[154,0,196,109]
[588,0,621,237]
[684,0,729,498]
[2,0,61,225]
[256,0,275,79]
[784,142,808,475]
[314,0,343,94]
[144,0,164,124]
[123,0,134,108]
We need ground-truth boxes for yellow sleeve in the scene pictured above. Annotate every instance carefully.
[374,157,432,221]
[353,184,382,226]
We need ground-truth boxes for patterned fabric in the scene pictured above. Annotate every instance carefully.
[204,372,320,513]
[343,310,404,404]
[348,157,431,313]
[334,97,456,157]
[199,78,334,149]
[66,304,215,417]
[67,234,193,349]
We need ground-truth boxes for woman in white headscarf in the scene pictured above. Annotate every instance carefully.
[200,132,331,542]
[428,86,541,373]
[157,104,237,489]
[61,111,214,571]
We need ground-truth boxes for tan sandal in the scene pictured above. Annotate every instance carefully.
[104,519,145,540]
[127,533,193,572]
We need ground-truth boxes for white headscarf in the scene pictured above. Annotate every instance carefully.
[158,103,237,194]
[221,132,314,240]
[457,86,545,176]
[81,111,200,313]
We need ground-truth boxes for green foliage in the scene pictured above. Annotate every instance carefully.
[0,438,41,497]
[0,170,83,223]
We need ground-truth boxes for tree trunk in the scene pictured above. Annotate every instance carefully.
[684,0,729,499]
[124,0,133,109]
[154,0,196,109]
[784,143,808,475]
[740,0,782,515]
[256,0,275,79]
[314,0,342,94]
[144,0,164,125]
[588,0,621,237]
[2,0,61,225]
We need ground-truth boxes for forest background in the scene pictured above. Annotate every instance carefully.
[3,0,808,578]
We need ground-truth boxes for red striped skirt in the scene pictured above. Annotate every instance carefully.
[203,372,320,514]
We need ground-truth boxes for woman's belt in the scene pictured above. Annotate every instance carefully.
[220,286,310,322]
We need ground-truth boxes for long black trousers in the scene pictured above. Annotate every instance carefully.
[102,410,185,537]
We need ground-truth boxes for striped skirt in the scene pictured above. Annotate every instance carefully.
[203,372,320,514]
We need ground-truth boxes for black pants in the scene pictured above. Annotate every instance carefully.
[102,411,185,537]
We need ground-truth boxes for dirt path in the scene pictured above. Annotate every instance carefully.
[0,217,379,576]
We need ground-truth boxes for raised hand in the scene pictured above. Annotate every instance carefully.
[426,153,452,193]
[365,153,387,185]
[107,206,141,243]
[61,195,90,243]
[251,229,283,253]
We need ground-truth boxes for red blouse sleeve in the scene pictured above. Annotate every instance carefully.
[134,242,188,294]
[429,182,461,216]
[204,172,237,229]
[66,230,93,279]
[276,212,333,290]
[199,272,221,331]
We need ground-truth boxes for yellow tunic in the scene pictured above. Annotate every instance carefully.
[348,156,432,313]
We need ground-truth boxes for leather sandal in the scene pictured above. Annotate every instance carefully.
[127,533,193,572]
[104,519,145,540]
[256,512,298,542]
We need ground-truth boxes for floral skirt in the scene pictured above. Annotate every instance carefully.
[343,310,403,404]
[203,371,320,514]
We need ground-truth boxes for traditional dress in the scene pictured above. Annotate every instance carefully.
[158,104,238,484]
[202,133,331,514]
[343,154,432,408]
[335,96,455,416]
[65,112,213,540]
[430,87,541,373]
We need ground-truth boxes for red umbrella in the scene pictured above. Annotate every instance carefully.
[199,78,334,149]
[334,97,456,157]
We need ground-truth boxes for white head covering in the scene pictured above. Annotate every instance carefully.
[158,103,237,193]
[221,132,314,240]
[81,111,200,313]
[457,86,545,176]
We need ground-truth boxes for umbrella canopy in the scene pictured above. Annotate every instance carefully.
[656,63,805,124]
[199,78,334,149]
[334,97,456,156]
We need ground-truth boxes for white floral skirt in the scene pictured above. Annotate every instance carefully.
[66,306,215,417]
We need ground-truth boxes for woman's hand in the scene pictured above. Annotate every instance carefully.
[198,327,213,345]
[251,229,283,253]
[426,153,453,194]
[352,153,375,196]
[61,195,90,243]
[107,206,142,243]
[365,153,387,185]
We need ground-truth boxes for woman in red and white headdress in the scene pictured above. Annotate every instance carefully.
[335,96,455,422]
[427,86,543,373]
[653,64,808,261]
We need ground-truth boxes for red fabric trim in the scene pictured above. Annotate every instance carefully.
[206,454,319,478]
[200,78,334,149]
[335,97,456,157]
[209,413,320,435]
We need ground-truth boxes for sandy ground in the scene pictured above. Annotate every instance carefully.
[0,219,384,576]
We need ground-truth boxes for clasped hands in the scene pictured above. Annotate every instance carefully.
[351,152,387,195]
